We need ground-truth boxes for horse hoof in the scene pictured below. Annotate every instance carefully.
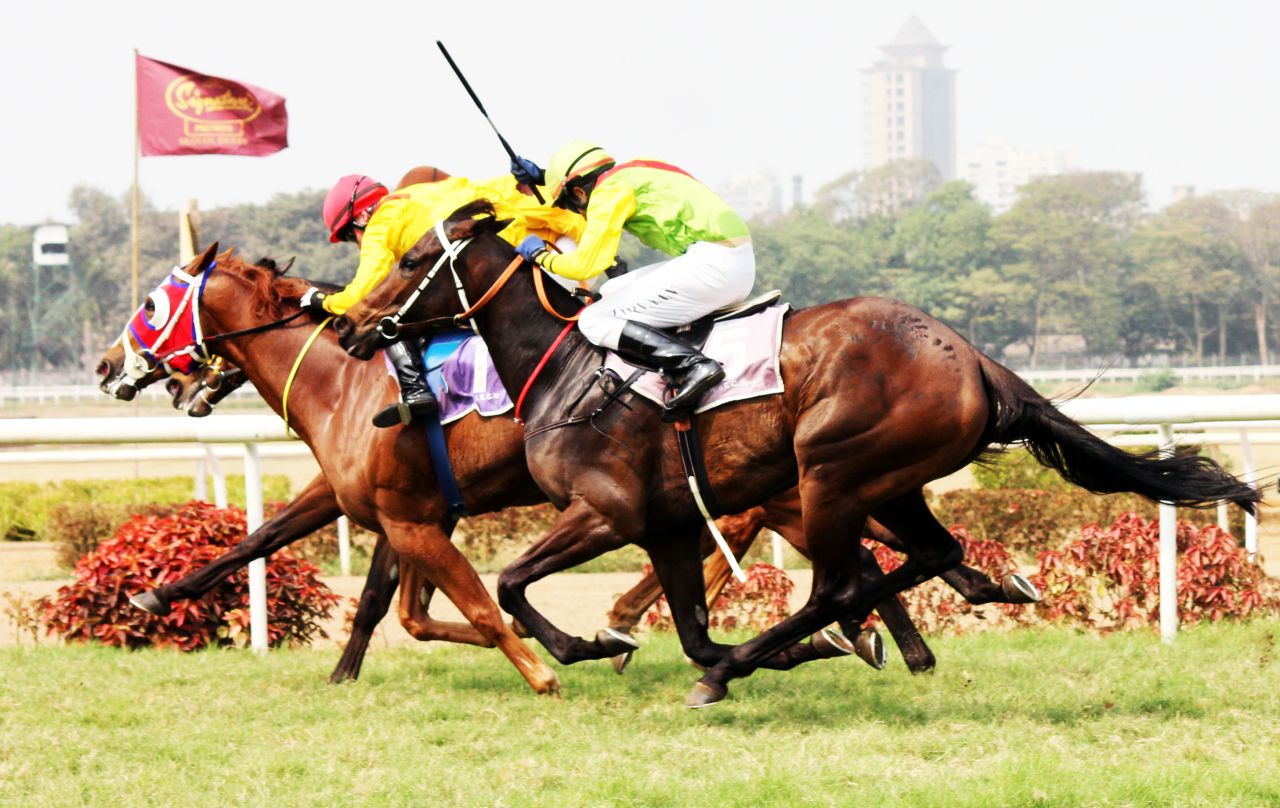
[130,590,170,616]
[811,626,855,659]
[1001,573,1041,604]
[611,650,635,675]
[686,681,727,708]
[595,628,640,657]
[854,628,887,670]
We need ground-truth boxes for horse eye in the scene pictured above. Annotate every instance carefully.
[400,256,419,273]
[144,299,155,315]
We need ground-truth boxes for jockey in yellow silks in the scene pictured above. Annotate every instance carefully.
[510,141,754,414]
[305,169,582,428]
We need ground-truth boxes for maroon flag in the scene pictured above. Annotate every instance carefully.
[136,54,288,157]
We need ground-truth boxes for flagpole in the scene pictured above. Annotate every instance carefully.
[131,48,141,313]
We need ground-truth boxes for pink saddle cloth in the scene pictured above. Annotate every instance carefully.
[604,304,789,414]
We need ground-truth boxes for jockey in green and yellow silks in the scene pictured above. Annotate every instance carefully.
[304,169,582,428]
[510,141,755,415]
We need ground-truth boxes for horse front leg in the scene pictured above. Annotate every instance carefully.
[330,533,399,683]
[397,559,518,646]
[382,517,560,695]
[134,475,341,615]
[496,497,635,666]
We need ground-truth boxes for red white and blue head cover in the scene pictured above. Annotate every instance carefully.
[122,263,214,376]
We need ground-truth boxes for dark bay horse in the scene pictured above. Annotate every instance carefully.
[334,201,1260,706]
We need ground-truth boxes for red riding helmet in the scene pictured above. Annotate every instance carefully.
[322,174,388,243]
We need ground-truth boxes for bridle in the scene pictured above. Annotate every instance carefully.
[112,258,311,394]
[373,219,579,342]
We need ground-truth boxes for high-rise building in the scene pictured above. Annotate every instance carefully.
[862,16,956,179]
[961,142,1077,213]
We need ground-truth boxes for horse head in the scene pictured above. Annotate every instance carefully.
[166,358,248,417]
[96,242,222,400]
[96,243,303,400]
[333,200,510,360]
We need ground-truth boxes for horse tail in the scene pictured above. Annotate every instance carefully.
[976,354,1260,514]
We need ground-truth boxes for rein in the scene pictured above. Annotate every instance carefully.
[281,316,333,436]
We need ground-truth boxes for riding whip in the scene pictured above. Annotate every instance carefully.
[436,40,546,204]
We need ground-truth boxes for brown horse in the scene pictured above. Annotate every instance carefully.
[334,201,1260,706]
[96,246,905,690]
[159,359,902,676]
[99,248,1041,688]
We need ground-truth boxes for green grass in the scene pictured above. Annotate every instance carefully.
[4,623,1280,806]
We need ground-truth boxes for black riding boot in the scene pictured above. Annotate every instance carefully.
[372,338,439,428]
[615,321,725,415]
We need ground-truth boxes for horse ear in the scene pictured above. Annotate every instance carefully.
[196,242,219,273]
[279,257,296,276]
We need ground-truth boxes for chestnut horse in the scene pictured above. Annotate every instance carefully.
[334,201,1260,706]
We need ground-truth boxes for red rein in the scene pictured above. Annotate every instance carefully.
[514,320,576,424]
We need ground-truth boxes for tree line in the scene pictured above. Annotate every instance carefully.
[2,161,1278,374]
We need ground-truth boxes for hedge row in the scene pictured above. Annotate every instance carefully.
[0,475,292,544]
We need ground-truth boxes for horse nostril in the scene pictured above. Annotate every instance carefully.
[95,360,110,379]
[166,379,182,397]
[332,317,351,339]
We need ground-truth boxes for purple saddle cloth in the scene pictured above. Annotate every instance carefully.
[384,333,513,425]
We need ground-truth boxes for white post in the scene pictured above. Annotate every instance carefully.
[1239,429,1258,563]
[194,457,208,502]
[1217,502,1230,533]
[243,442,268,653]
[206,445,228,509]
[337,515,352,576]
[768,529,785,570]
[1158,424,1178,643]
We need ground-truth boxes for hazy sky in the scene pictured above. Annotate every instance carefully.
[6,0,1280,226]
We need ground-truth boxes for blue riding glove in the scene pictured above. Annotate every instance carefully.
[510,156,545,187]
[516,235,547,263]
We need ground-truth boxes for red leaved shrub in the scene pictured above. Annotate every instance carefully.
[1032,512,1280,632]
[645,563,794,633]
[864,526,1035,634]
[39,501,340,650]
[934,488,1245,558]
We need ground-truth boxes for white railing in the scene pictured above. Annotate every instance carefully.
[0,415,353,652]
[0,384,259,407]
[2,396,1277,643]
[1018,365,1280,384]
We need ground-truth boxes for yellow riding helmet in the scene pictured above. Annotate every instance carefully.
[543,140,616,202]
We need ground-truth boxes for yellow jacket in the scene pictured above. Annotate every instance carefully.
[323,175,583,315]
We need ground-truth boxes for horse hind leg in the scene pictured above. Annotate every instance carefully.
[865,513,1039,605]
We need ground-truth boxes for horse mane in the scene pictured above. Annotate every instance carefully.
[216,250,292,320]
[447,198,515,236]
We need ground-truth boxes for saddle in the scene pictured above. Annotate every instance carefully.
[663,290,784,351]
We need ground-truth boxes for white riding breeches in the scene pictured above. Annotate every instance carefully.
[576,241,756,349]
